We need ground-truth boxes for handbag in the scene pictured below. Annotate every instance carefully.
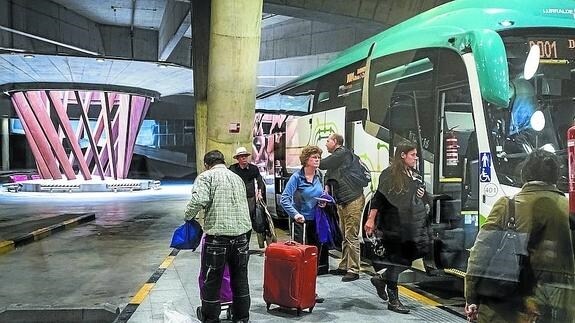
[259,200,278,242]
[252,200,269,234]
[170,219,203,250]
[368,230,386,257]
[469,197,529,299]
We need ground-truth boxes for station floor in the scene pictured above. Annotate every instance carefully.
[0,181,466,323]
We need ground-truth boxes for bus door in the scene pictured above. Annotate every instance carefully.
[430,85,479,273]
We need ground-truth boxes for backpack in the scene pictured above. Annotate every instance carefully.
[345,153,371,188]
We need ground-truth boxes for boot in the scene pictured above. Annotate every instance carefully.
[370,275,388,301]
[386,287,410,314]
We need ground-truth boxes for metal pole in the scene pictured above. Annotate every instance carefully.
[1,118,9,170]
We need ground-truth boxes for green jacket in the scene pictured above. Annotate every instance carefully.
[465,182,575,323]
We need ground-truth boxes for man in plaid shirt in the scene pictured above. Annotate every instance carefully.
[186,150,252,323]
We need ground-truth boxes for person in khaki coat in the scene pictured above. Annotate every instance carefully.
[465,150,575,323]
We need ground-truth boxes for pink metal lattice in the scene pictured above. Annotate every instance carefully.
[10,90,151,180]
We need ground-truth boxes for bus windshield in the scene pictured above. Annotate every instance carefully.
[484,31,575,191]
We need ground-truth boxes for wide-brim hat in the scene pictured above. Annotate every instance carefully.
[233,147,251,159]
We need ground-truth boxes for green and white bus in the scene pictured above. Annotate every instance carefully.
[256,0,575,275]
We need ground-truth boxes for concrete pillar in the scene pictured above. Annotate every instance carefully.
[191,0,211,174]
[206,0,263,162]
[1,118,8,170]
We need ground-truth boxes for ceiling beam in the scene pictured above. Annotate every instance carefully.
[158,0,191,61]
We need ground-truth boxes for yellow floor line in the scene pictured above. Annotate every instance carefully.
[0,240,15,255]
[398,285,440,307]
[159,256,175,269]
[31,227,51,240]
[129,252,177,305]
[130,283,155,304]
[62,218,80,226]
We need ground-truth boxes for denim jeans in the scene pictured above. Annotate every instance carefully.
[200,231,251,323]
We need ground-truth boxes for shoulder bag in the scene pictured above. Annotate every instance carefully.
[470,197,530,299]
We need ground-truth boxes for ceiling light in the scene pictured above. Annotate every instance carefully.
[23,54,35,59]
[498,20,514,27]
[96,57,105,62]
[157,63,168,68]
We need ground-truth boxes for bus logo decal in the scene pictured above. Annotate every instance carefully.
[480,152,491,182]
[543,8,575,19]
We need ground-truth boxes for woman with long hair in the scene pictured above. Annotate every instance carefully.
[364,140,431,314]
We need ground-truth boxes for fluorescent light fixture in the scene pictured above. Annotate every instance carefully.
[0,47,26,52]
[23,54,35,59]
[374,58,434,87]
[499,20,514,27]
[96,57,105,62]
[541,143,555,153]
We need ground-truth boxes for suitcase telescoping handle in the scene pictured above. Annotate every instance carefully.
[288,217,306,245]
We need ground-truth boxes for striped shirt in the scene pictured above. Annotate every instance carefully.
[185,164,252,236]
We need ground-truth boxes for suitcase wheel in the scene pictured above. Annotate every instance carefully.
[196,306,203,321]
[296,308,302,316]
[266,303,271,311]
[309,306,314,313]
[226,307,232,320]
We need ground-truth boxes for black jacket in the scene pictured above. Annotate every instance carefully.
[371,167,430,265]
[229,163,265,199]
[319,146,363,204]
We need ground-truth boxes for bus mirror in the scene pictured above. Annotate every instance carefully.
[466,29,510,107]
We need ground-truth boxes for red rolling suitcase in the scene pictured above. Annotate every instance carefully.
[263,222,317,315]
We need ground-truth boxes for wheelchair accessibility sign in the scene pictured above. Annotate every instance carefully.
[479,152,491,182]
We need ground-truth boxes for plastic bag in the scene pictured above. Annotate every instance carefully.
[163,301,197,323]
[170,219,203,250]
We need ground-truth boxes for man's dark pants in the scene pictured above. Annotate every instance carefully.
[200,231,251,322]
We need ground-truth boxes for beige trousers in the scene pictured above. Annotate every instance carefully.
[337,194,365,274]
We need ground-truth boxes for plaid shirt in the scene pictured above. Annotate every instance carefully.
[185,164,252,236]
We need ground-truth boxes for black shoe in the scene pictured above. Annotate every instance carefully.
[370,276,388,301]
[341,272,359,282]
[315,294,325,303]
[388,301,410,314]
[387,288,410,314]
[329,269,347,276]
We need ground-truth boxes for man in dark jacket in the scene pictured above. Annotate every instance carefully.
[320,133,365,282]
[229,146,266,247]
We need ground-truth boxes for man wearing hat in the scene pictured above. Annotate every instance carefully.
[229,147,266,247]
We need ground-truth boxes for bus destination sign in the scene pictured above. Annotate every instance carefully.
[528,38,575,60]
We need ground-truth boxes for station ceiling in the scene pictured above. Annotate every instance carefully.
[0,0,451,98]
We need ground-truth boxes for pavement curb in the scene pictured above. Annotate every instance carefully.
[113,248,180,323]
[0,213,96,256]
